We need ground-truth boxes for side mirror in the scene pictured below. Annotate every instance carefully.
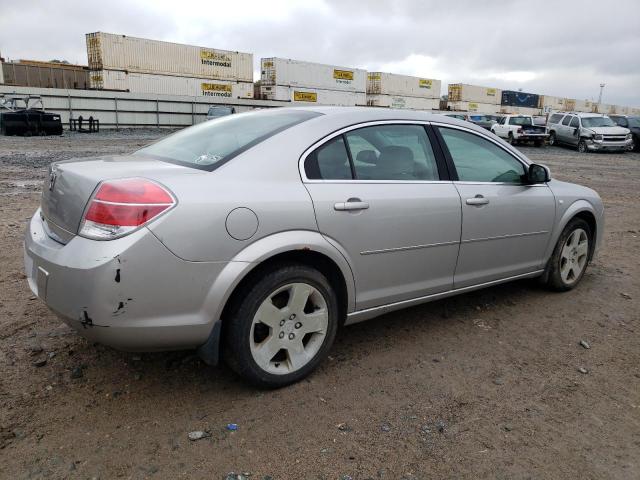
[527,163,550,184]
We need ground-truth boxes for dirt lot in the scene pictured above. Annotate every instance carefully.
[1,131,639,480]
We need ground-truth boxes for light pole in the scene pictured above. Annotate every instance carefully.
[598,83,605,105]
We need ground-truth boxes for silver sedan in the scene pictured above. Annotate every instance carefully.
[24,107,604,387]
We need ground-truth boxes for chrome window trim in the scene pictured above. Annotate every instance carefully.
[299,120,446,184]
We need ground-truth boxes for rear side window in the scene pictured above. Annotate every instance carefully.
[135,109,321,171]
[549,113,564,124]
[438,127,525,183]
[562,116,573,126]
[304,136,352,180]
[305,124,440,181]
[345,125,439,180]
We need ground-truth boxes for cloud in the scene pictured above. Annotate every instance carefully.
[0,0,638,106]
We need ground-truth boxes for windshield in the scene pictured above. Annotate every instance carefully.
[581,116,616,128]
[135,109,320,170]
[628,117,640,128]
[509,116,533,126]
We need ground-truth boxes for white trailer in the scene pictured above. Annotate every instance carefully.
[447,101,500,114]
[448,84,501,105]
[86,32,253,82]
[367,94,439,110]
[260,85,365,106]
[89,70,253,98]
[261,57,366,93]
[367,72,440,98]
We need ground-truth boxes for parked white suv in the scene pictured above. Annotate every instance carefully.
[547,112,633,153]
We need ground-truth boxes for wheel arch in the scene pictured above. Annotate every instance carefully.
[544,200,599,263]
[197,231,355,365]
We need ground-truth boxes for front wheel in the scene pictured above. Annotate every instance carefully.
[548,131,556,146]
[223,264,339,388]
[543,218,592,291]
[578,139,588,153]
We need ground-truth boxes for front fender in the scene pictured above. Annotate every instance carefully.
[543,199,602,262]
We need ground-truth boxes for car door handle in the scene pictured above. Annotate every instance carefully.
[466,196,490,206]
[334,200,369,211]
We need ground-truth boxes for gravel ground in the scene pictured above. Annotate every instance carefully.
[0,131,639,480]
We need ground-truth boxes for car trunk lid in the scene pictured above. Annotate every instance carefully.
[41,155,201,243]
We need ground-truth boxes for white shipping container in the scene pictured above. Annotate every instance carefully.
[86,32,253,82]
[261,57,366,93]
[572,99,593,113]
[90,70,253,98]
[499,105,542,115]
[539,95,565,112]
[592,103,616,114]
[367,94,439,110]
[448,84,501,105]
[367,72,440,99]
[447,101,500,114]
[260,85,365,106]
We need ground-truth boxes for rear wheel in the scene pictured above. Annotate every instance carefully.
[535,139,543,148]
[544,218,591,291]
[548,131,556,146]
[223,264,339,388]
[507,132,515,145]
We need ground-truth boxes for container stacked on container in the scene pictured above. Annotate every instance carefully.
[86,32,254,98]
[447,84,501,113]
[500,90,541,115]
[366,72,440,110]
[2,60,90,89]
[260,57,366,106]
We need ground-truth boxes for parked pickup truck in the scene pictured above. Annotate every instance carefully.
[491,115,548,146]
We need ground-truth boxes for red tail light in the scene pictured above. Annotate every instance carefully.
[80,178,175,240]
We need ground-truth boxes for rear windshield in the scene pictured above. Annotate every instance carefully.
[581,116,616,128]
[135,109,321,171]
[509,116,533,126]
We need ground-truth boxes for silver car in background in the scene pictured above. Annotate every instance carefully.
[24,107,604,387]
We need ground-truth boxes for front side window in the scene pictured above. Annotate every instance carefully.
[570,117,579,128]
[136,109,320,171]
[345,125,439,180]
[437,127,526,183]
[562,116,573,126]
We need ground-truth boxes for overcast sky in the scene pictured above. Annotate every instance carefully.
[1,0,639,106]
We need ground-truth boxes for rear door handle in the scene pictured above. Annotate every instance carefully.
[334,199,370,211]
[466,196,490,206]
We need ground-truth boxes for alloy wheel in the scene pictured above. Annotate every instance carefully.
[250,282,328,375]
[559,228,589,285]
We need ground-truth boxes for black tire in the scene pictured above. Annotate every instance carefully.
[548,131,556,146]
[223,263,339,388]
[543,217,592,292]
[507,132,515,145]
[535,140,543,148]
[578,139,588,153]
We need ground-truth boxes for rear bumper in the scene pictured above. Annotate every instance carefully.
[24,209,226,351]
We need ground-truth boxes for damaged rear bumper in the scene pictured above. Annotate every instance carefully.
[24,209,225,351]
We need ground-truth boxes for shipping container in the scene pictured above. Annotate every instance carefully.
[447,101,500,114]
[499,105,542,115]
[447,84,501,105]
[367,72,440,98]
[261,57,366,93]
[367,94,439,110]
[501,90,539,108]
[1,61,90,89]
[538,95,565,112]
[86,32,253,82]
[89,70,253,98]
[260,85,365,106]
